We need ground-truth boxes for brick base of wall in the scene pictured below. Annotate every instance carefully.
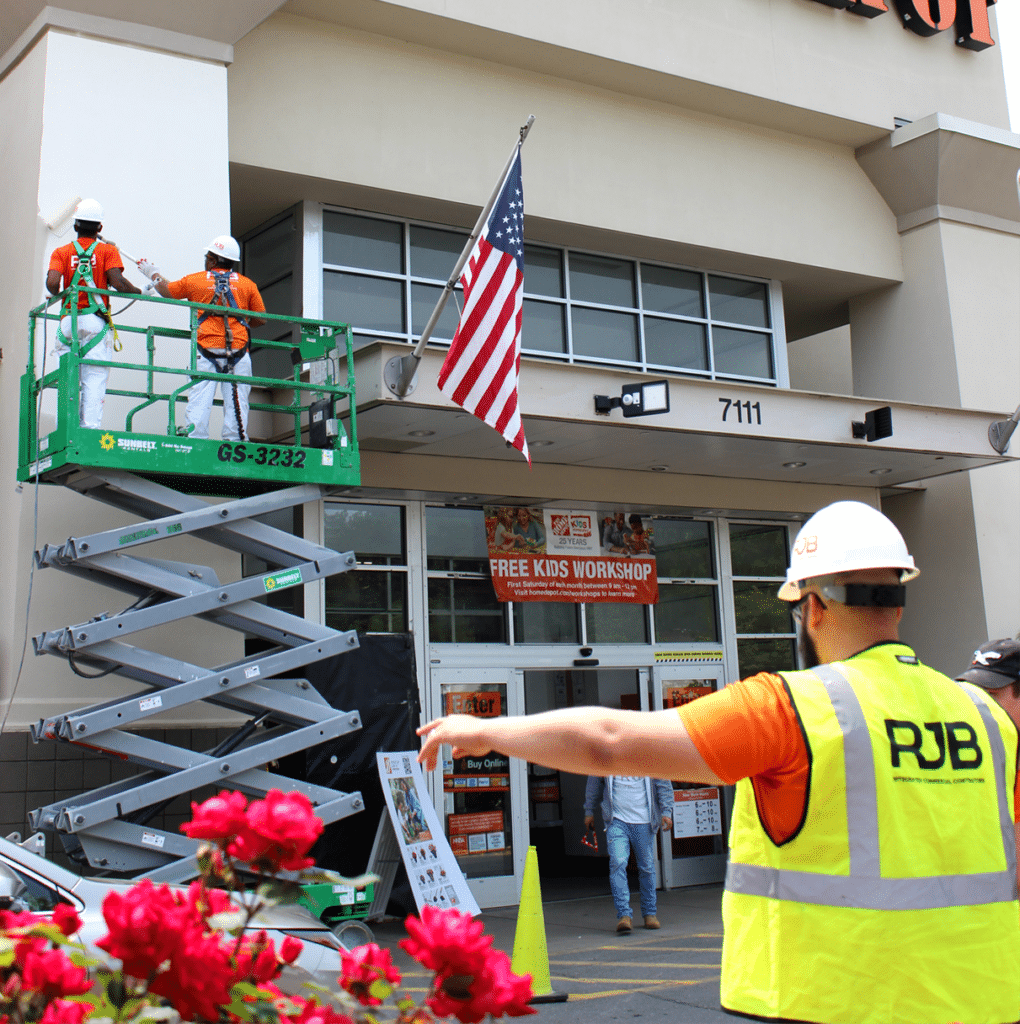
[0,727,238,876]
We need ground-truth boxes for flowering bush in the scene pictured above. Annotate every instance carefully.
[0,789,534,1024]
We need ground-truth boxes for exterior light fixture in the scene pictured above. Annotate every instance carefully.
[989,404,1020,454]
[408,429,435,437]
[852,406,893,442]
[782,461,806,469]
[649,465,668,472]
[531,440,554,447]
[594,380,670,418]
[869,468,893,476]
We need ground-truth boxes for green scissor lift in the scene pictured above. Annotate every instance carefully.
[18,286,373,941]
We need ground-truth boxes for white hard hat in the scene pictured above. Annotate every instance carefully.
[74,198,103,222]
[778,500,919,602]
[206,235,240,262]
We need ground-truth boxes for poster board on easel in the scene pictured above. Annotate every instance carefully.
[376,750,480,916]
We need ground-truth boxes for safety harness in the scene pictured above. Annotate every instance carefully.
[58,239,111,352]
[196,269,251,441]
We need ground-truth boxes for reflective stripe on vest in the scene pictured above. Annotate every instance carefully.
[724,663,1018,910]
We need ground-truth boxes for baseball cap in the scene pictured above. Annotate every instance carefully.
[956,638,1020,691]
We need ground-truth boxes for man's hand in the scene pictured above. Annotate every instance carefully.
[417,715,496,770]
[661,815,672,832]
[136,260,160,281]
[584,815,594,829]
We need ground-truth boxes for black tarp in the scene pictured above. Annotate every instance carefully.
[295,634,420,913]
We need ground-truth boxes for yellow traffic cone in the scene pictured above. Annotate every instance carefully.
[511,846,568,1003]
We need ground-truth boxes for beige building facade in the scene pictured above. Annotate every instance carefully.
[1,1,1018,905]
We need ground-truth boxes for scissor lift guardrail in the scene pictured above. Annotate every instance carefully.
[19,291,368,881]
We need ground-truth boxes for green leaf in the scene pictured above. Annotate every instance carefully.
[107,975,127,1008]
[369,979,393,1001]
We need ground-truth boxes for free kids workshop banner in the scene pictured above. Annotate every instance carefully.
[484,507,658,604]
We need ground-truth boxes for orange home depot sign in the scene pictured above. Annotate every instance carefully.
[443,691,502,717]
[809,0,996,51]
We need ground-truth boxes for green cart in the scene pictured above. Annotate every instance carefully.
[300,881,375,948]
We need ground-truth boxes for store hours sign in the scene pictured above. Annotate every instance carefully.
[808,0,997,52]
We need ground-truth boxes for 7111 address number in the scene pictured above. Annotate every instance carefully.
[217,443,306,468]
[719,398,762,426]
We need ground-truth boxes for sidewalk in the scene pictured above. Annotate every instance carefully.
[374,884,730,1022]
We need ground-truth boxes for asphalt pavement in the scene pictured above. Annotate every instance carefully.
[373,883,730,1023]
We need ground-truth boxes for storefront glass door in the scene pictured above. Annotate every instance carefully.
[430,667,525,908]
[652,665,730,887]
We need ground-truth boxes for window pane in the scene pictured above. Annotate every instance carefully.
[324,503,405,565]
[524,245,564,297]
[244,215,294,286]
[585,602,647,643]
[426,507,490,572]
[654,584,719,642]
[571,307,639,362]
[412,282,461,339]
[325,569,407,633]
[250,274,293,344]
[569,253,635,307]
[644,317,707,371]
[655,520,715,579]
[737,637,795,678]
[733,581,792,634]
[324,271,404,335]
[323,212,403,273]
[641,265,703,317]
[712,326,773,379]
[428,578,507,643]
[410,225,469,281]
[522,299,566,354]
[729,524,788,577]
[512,602,580,643]
[709,276,769,328]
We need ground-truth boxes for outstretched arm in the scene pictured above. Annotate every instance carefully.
[417,706,724,785]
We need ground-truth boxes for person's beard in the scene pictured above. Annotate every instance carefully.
[797,621,820,669]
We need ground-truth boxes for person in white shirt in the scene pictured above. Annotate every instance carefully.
[584,774,673,933]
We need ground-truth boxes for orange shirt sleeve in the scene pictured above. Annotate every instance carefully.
[239,277,265,315]
[679,673,810,845]
[164,273,198,301]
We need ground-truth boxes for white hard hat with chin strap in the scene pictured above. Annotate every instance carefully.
[206,235,240,263]
[74,198,103,223]
[779,500,919,606]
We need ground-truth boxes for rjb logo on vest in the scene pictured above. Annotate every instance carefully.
[69,255,97,269]
[885,719,983,770]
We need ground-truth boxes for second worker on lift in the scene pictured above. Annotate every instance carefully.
[139,236,266,441]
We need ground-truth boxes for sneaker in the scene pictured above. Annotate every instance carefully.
[643,915,661,929]
[616,916,633,934]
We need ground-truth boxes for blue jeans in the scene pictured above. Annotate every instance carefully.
[606,819,657,919]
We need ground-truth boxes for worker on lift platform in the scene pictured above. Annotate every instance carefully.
[45,198,141,429]
[138,236,266,442]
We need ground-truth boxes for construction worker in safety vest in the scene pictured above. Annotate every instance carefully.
[138,236,265,441]
[417,500,1020,1024]
[45,199,141,429]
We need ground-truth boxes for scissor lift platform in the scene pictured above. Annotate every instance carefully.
[18,288,367,880]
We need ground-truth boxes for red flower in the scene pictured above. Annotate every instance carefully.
[38,999,88,1023]
[181,789,250,844]
[400,906,492,977]
[96,879,234,1022]
[279,934,303,965]
[20,948,92,999]
[428,949,535,1023]
[231,790,324,872]
[286,997,355,1024]
[50,903,81,937]
[340,943,401,1005]
[185,879,234,922]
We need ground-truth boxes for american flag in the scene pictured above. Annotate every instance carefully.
[438,147,529,463]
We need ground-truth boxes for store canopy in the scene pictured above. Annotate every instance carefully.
[345,343,1013,489]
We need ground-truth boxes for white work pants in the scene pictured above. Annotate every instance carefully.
[56,313,110,430]
[185,349,252,441]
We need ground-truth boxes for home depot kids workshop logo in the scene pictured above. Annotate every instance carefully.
[484,506,658,605]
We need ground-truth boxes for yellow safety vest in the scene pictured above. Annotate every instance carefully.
[720,643,1020,1024]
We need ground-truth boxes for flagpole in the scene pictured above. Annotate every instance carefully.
[385,115,535,399]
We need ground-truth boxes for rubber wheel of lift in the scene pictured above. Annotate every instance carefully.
[329,919,375,949]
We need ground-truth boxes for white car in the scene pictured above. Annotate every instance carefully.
[0,833,346,992]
